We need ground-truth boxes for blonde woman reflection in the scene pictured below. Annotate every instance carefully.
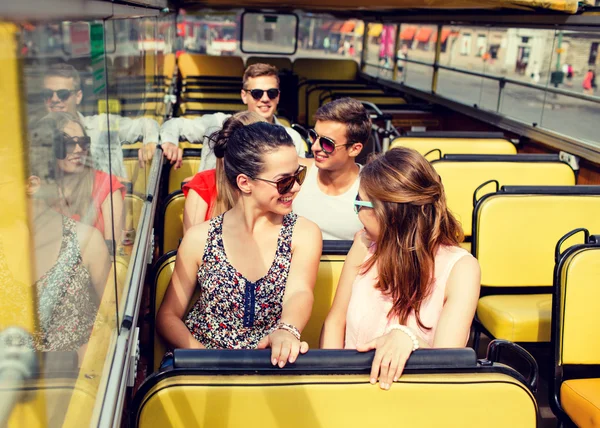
[22,118,111,360]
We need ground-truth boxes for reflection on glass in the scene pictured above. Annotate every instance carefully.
[437,69,485,107]
[27,116,111,354]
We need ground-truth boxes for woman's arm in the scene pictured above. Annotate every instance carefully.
[320,231,369,349]
[432,255,481,348]
[102,190,124,244]
[79,224,112,299]
[257,217,322,366]
[358,253,481,391]
[156,223,210,349]
[183,190,209,234]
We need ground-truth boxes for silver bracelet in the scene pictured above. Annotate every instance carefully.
[386,325,420,351]
[274,322,301,341]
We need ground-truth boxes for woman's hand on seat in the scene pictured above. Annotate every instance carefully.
[357,329,415,390]
[257,329,309,368]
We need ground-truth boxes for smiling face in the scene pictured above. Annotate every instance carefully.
[43,76,82,116]
[311,120,362,172]
[240,75,280,123]
[56,121,88,174]
[245,145,301,216]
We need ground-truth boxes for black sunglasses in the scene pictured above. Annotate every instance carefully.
[243,88,280,101]
[308,129,354,155]
[253,165,307,195]
[42,89,76,102]
[62,133,91,154]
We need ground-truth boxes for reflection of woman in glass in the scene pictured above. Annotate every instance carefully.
[7,118,112,357]
[40,112,126,245]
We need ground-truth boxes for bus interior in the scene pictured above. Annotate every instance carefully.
[1,0,600,426]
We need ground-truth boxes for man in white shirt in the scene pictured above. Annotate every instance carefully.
[42,63,161,179]
[159,63,305,171]
[294,98,371,240]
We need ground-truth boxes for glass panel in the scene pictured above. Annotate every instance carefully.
[540,30,600,148]
[404,62,433,92]
[105,17,162,320]
[7,18,120,427]
[296,15,362,63]
[180,12,238,56]
[241,13,298,55]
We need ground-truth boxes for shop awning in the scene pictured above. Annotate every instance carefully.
[340,20,356,33]
[415,27,433,43]
[431,28,454,44]
[400,26,416,40]
[368,23,383,37]
[330,22,344,32]
[321,21,333,31]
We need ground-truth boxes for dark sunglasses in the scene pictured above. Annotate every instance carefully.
[253,165,307,195]
[243,88,280,101]
[62,133,91,153]
[42,89,75,102]
[354,193,374,214]
[308,129,354,155]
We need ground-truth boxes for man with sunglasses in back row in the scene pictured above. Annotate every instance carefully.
[42,63,161,180]
[159,63,305,169]
[294,98,370,240]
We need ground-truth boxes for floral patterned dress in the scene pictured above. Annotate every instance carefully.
[35,216,99,351]
[184,212,297,349]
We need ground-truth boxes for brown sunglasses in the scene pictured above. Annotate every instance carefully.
[253,165,307,194]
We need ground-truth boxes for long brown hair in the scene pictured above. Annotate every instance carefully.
[209,111,266,217]
[360,147,464,330]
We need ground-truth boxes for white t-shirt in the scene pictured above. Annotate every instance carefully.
[293,164,363,241]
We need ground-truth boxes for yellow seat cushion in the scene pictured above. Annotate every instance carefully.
[477,293,551,342]
[561,378,600,428]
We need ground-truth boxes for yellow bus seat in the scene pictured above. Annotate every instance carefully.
[178,141,203,150]
[390,138,517,156]
[163,53,176,79]
[162,191,185,256]
[552,236,600,427]
[168,149,201,194]
[246,56,293,71]
[302,253,346,349]
[561,379,600,427]
[177,53,245,78]
[123,194,144,239]
[181,91,241,101]
[294,59,360,124]
[180,101,244,115]
[432,154,576,237]
[473,186,600,343]
[152,241,352,368]
[152,251,178,371]
[123,155,151,197]
[134,348,537,428]
[293,58,358,81]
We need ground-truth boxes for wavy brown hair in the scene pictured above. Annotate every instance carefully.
[360,147,464,330]
[209,111,266,217]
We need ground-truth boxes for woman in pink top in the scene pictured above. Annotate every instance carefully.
[320,147,480,390]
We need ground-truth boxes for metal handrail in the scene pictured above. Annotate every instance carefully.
[96,147,163,428]
[365,59,600,106]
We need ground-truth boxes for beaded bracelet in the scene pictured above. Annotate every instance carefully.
[386,325,420,351]
[274,322,301,341]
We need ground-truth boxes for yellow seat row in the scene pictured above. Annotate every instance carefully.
[134,346,538,428]
[472,186,600,346]
[551,231,600,427]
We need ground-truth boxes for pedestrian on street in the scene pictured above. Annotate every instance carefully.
[583,69,594,95]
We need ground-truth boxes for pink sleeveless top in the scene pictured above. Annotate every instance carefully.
[345,244,471,349]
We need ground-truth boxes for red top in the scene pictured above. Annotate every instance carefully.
[71,170,126,237]
[182,169,218,222]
